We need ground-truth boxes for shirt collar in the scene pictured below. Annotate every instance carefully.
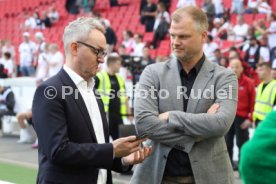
[177,54,205,75]
[63,65,95,89]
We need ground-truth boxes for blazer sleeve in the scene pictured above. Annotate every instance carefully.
[32,83,114,169]
[134,65,196,148]
[167,69,238,139]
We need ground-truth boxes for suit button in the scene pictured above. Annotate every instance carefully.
[163,155,167,159]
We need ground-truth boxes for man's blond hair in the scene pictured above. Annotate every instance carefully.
[172,6,208,32]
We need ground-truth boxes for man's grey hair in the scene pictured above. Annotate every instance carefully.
[63,17,105,56]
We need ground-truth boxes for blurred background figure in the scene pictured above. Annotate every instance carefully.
[253,63,276,127]
[226,59,256,170]
[18,32,36,76]
[95,53,132,140]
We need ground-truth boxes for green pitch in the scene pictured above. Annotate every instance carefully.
[0,162,37,184]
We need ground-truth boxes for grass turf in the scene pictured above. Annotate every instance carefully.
[0,162,37,184]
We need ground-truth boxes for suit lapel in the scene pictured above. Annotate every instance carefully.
[186,60,215,113]
[58,69,98,142]
[166,59,184,111]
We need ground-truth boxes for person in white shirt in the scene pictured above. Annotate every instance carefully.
[48,6,59,23]
[18,32,36,76]
[233,15,249,41]
[132,34,145,57]
[258,0,272,14]
[32,17,152,184]
[47,44,64,77]
[122,30,135,54]
[245,0,260,13]
[203,35,218,59]
[213,0,225,17]
[36,43,51,85]
[23,13,37,29]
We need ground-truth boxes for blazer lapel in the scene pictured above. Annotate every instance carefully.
[187,60,215,113]
[166,59,184,111]
[58,69,98,142]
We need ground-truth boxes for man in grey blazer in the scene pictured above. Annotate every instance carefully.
[131,6,238,184]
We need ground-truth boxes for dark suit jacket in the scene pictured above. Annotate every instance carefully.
[32,69,130,184]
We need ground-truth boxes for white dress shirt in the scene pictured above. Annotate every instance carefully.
[63,65,107,184]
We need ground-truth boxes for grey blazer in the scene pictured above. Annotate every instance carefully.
[130,58,238,184]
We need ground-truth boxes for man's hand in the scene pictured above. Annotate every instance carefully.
[122,146,152,166]
[112,136,146,158]
[240,119,252,129]
[159,112,169,121]
[207,103,220,114]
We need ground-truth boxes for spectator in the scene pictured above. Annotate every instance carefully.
[203,35,218,60]
[259,36,271,63]
[142,46,155,66]
[16,110,33,144]
[233,15,249,42]
[0,52,14,78]
[202,0,215,24]
[41,11,52,28]
[176,0,196,8]
[244,0,260,14]
[213,48,223,64]
[1,40,15,60]
[239,111,276,184]
[47,43,64,77]
[48,6,60,23]
[33,12,43,29]
[34,32,46,67]
[36,43,51,85]
[152,2,170,48]
[122,30,135,54]
[257,0,272,14]
[153,2,170,31]
[254,13,276,61]
[0,64,8,78]
[118,44,130,58]
[18,32,36,76]
[219,56,229,67]
[244,36,261,69]
[141,0,157,32]
[0,86,15,127]
[254,19,267,38]
[226,59,256,171]
[213,0,225,18]
[102,20,117,54]
[23,12,37,29]
[231,0,244,14]
[132,34,145,57]
[253,62,276,127]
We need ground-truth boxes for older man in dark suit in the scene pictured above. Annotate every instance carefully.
[32,17,151,184]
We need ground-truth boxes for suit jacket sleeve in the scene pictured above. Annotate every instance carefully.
[135,66,197,148]
[32,83,114,169]
[168,69,238,139]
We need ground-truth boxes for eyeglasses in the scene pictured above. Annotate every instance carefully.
[77,41,107,58]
